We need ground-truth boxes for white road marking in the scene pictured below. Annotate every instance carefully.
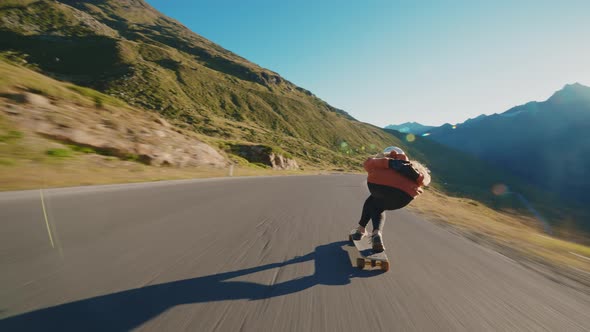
[40,189,55,248]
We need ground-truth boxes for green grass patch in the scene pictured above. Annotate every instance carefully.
[0,60,80,102]
[67,144,145,164]
[46,148,72,158]
[0,0,38,9]
[0,51,31,67]
[227,154,251,166]
[125,153,140,162]
[251,162,270,169]
[67,85,125,108]
[0,158,16,166]
[69,144,96,154]
[0,130,23,142]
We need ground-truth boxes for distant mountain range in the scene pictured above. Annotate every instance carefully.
[389,83,590,208]
[384,122,434,135]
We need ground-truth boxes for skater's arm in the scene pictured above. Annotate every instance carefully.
[363,158,389,172]
[388,159,425,185]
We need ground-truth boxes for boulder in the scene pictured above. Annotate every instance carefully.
[232,144,299,170]
[270,153,299,170]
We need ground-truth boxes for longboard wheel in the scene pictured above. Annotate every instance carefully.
[381,261,390,272]
[356,258,365,269]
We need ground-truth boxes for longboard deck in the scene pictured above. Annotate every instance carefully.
[349,230,390,271]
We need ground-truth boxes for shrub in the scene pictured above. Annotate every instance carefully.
[69,145,96,154]
[46,148,72,158]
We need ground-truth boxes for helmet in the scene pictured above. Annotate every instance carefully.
[383,146,408,160]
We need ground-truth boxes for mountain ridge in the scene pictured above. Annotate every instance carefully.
[424,83,590,209]
[385,122,434,135]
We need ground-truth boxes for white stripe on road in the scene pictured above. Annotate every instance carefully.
[40,189,55,248]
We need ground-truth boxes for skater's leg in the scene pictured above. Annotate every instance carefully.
[369,199,386,252]
[371,214,386,253]
[366,183,415,253]
[370,205,386,232]
[368,183,414,231]
[371,191,412,253]
[358,195,376,229]
[352,196,377,240]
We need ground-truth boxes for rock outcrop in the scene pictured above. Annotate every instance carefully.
[1,92,228,168]
[231,144,299,170]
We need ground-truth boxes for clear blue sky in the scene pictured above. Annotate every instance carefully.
[147,0,590,127]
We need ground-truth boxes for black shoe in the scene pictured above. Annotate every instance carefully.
[350,228,366,241]
[372,233,385,253]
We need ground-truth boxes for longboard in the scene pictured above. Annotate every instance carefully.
[349,230,390,272]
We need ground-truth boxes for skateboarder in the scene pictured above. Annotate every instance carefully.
[351,146,430,253]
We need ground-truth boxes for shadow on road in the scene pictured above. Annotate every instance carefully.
[0,241,382,331]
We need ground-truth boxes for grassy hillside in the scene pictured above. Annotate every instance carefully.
[0,0,403,169]
[0,57,323,190]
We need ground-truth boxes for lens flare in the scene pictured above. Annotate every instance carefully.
[406,134,416,142]
[452,125,457,129]
[422,133,431,137]
[492,184,508,196]
[339,142,349,153]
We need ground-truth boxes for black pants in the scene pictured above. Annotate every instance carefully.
[359,183,413,231]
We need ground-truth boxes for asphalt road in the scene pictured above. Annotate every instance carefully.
[1,175,589,331]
